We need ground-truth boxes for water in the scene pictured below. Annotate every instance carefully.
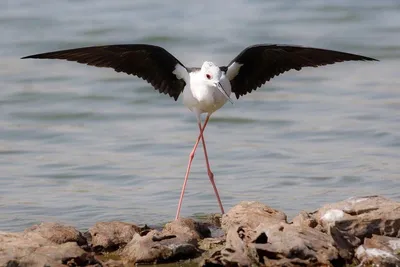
[1,0,399,232]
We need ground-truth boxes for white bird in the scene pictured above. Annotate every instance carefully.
[22,44,377,219]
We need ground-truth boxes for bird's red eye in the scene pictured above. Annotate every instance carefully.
[206,74,212,80]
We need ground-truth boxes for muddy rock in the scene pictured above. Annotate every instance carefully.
[121,218,208,264]
[88,221,140,251]
[221,201,287,231]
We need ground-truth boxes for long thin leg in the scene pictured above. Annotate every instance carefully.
[198,121,225,215]
[175,115,211,220]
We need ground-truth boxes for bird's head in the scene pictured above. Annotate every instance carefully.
[201,61,232,103]
[201,61,222,83]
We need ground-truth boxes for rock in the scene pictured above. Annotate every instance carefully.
[101,259,125,267]
[121,230,199,264]
[364,235,400,253]
[205,213,222,228]
[209,201,287,266]
[355,235,400,266]
[4,254,65,267]
[35,242,86,261]
[253,223,341,266]
[204,201,345,266]
[355,245,400,266]
[163,217,211,244]
[2,196,399,267]
[221,225,259,266]
[121,218,208,264]
[292,210,319,229]
[62,252,102,266]
[89,221,140,251]
[315,196,400,236]
[313,195,400,260]
[198,237,226,266]
[199,237,225,251]
[204,222,341,266]
[0,223,90,267]
[221,201,287,232]
[26,222,86,245]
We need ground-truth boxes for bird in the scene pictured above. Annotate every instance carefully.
[22,44,378,219]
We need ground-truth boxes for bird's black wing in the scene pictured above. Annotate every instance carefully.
[22,44,188,100]
[223,44,378,99]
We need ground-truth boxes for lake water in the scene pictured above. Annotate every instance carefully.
[1,0,399,232]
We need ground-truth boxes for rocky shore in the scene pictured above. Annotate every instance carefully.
[1,195,399,266]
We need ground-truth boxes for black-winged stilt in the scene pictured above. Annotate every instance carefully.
[22,44,377,219]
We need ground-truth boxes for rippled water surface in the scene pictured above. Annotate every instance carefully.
[1,0,400,231]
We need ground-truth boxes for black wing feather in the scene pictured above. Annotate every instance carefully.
[22,44,188,100]
[225,44,378,99]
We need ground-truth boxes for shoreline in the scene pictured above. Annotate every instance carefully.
[1,195,399,266]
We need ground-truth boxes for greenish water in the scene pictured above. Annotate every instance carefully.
[1,0,400,232]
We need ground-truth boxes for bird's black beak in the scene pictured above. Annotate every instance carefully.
[216,82,233,104]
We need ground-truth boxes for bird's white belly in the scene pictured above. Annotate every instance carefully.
[183,75,231,114]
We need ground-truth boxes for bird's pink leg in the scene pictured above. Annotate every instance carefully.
[175,115,211,220]
[198,119,225,215]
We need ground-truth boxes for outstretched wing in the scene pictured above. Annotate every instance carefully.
[22,44,189,100]
[223,44,378,99]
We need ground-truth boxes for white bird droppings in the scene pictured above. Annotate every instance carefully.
[388,239,400,250]
[356,246,397,259]
[321,209,345,223]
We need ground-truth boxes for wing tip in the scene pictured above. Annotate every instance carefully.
[357,55,379,62]
[366,57,379,62]
[21,53,51,60]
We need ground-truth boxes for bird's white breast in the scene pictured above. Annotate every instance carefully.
[183,71,232,115]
